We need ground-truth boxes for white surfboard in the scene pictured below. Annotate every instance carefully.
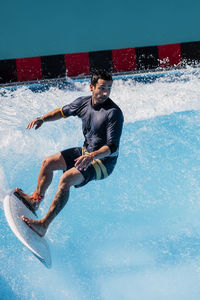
[3,189,52,269]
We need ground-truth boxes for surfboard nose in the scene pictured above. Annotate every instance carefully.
[3,189,51,268]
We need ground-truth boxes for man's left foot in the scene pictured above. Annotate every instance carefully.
[21,216,47,237]
[15,188,40,211]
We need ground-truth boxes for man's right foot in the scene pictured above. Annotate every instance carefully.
[21,216,47,237]
[15,188,40,211]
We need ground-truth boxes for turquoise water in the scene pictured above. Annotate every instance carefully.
[1,69,200,299]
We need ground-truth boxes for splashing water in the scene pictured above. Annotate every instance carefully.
[1,68,200,300]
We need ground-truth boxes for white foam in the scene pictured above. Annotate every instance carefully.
[1,70,200,299]
[111,70,200,122]
[0,166,7,205]
[1,69,200,130]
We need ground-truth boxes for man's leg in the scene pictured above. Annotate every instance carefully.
[21,167,85,237]
[16,152,67,210]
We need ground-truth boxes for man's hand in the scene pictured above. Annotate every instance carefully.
[74,154,94,171]
[74,145,111,171]
[26,118,44,130]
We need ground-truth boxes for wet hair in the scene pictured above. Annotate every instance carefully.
[91,70,113,86]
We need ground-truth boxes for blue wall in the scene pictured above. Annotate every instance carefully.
[1,0,200,60]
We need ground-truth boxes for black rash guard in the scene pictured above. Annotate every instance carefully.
[61,96,124,156]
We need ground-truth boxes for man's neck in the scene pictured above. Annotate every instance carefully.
[91,97,109,107]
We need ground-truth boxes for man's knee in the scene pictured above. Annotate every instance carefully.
[41,156,52,170]
[41,153,66,171]
[59,172,74,191]
[59,168,84,191]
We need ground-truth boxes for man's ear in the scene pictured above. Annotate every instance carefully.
[90,84,94,92]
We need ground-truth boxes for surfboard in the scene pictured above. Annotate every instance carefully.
[3,189,52,269]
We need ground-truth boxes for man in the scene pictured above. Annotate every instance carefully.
[15,70,124,237]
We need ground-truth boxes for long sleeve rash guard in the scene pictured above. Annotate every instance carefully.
[61,96,124,156]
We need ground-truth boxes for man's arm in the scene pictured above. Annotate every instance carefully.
[74,145,111,171]
[26,108,63,130]
[90,145,111,160]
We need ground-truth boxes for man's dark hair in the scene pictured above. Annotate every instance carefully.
[91,70,113,86]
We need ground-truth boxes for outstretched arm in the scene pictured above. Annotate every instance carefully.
[26,108,63,130]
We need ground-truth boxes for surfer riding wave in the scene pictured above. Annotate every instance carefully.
[15,70,124,237]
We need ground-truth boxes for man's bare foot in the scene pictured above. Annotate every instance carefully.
[15,188,40,211]
[21,216,48,237]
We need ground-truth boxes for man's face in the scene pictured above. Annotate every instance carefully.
[90,79,112,106]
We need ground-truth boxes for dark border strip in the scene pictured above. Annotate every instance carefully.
[41,54,66,79]
[0,59,17,83]
[0,41,200,84]
[135,46,159,70]
[89,50,113,73]
[181,41,200,65]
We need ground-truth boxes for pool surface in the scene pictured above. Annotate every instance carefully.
[1,69,200,299]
